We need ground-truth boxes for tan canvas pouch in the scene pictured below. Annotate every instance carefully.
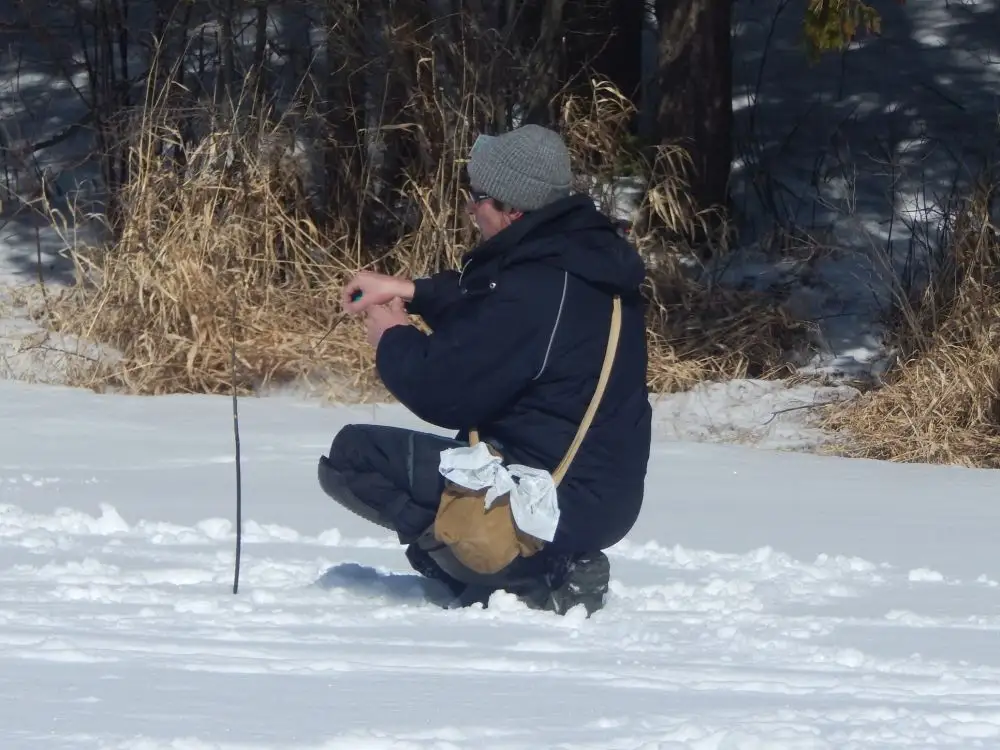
[434,478,545,575]
[430,296,622,576]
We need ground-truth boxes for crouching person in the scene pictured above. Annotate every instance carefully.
[318,125,652,615]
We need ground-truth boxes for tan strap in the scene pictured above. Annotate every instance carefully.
[551,295,621,484]
[468,295,622,487]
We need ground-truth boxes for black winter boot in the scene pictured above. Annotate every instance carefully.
[514,551,610,617]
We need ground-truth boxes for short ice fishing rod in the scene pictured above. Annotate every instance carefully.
[232,287,364,594]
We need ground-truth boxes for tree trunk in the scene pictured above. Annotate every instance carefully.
[564,0,644,107]
[520,0,567,126]
[520,0,644,127]
[653,0,731,215]
[323,0,365,234]
[212,0,238,117]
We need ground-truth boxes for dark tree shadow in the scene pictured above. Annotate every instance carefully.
[0,206,83,286]
[732,0,999,238]
[0,2,100,286]
[722,0,1000,374]
[0,0,314,287]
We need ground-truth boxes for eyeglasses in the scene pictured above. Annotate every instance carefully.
[467,188,490,204]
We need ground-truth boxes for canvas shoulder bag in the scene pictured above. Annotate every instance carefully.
[431,295,623,576]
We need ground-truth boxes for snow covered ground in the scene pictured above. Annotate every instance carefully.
[2,9,1000,743]
[3,379,1000,749]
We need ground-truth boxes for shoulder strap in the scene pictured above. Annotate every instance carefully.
[469,295,622,488]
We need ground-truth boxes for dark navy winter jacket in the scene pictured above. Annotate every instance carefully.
[375,193,652,553]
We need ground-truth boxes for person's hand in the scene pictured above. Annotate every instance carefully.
[342,271,415,314]
[364,297,410,348]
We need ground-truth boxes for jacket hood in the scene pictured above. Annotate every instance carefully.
[462,194,646,293]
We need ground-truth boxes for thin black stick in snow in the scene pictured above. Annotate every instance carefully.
[231,295,243,594]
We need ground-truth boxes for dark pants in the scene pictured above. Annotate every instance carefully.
[318,424,561,590]
[318,424,461,544]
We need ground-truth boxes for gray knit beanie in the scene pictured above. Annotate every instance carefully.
[467,124,573,212]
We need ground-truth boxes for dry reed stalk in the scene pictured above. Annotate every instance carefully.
[641,255,806,393]
[821,184,1000,467]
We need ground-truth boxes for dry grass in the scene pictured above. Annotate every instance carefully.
[820,182,1000,467]
[642,253,808,393]
[38,66,807,399]
[45,106,370,396]
[1,284,115,387]
[560,79,809,393]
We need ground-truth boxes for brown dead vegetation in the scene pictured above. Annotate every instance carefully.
[39,66,808,400]
[821,181,1000,467]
